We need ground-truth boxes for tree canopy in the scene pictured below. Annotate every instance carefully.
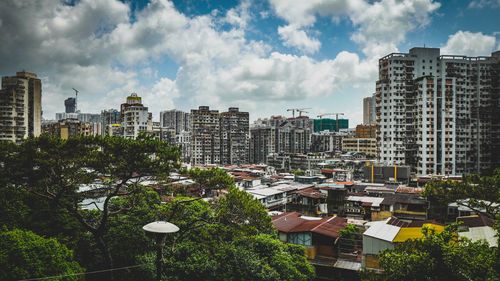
[0,136,315,281]
[363,226,498,281]
[0,229,83,281]
[424,168,500,220]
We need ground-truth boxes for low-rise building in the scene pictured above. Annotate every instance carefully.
[355,124,376,138]
[362,217,444,270]
[342,138,377,158]
[457,214,497,247]
[42,118,97,139]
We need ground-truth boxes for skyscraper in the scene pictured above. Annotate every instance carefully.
[376,47,500,176]
[363,95,376,125]
[0,71,42,143]
[64,97,76,113]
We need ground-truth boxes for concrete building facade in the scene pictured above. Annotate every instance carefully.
[250,116,313,164]
[0,71,42,143]
[363,95,376,125]
[220,107,249,165]
[342,138,377,157]
[160,109,190,134]
[101,109,121,136]
[376,47,500,175]
[190,106,250,165]
[190,106,222,165]
[120,93,152,139]
[42,118,97,139]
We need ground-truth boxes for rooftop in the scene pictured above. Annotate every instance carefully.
[272,212,347,238]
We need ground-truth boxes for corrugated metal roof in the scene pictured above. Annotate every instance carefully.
[459,226,497,247]
[363,219,400,242]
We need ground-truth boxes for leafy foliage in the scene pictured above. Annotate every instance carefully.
[362,226,499,281]
[184,167,235,195]
[0,229,83,281]
[0,136,314,281]
[137,187,315,281]
[424,168,500,220]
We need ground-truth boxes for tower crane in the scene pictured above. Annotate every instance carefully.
[287,108,311,118]
[317,113,345,132]
[72,88,79,113]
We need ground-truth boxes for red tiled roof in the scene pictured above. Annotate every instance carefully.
[272,212,347,238]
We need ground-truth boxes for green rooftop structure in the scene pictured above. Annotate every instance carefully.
[314,118,349,132]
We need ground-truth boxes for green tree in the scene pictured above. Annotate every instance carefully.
[362,226,499,281]
[184,167,234,196]
[424,168,500,220]
[137,187,315,281]
[0,135,180,280]
[0,228,83,281]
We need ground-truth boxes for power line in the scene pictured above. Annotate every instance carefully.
[17,264,148,281]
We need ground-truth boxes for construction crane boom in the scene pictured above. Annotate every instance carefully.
[287,108,311,118]
[317,112,344,132]
[72,88,79,113]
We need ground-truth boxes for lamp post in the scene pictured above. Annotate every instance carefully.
[143,221,179,281]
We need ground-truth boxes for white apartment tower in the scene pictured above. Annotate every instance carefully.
[0,71,42,143]
[120,93,152,139]
[376,47,500,176]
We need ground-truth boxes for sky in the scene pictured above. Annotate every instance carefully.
[0,0,499,125]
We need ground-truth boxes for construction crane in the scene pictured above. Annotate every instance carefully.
[287,108,311,118]
[72,88,79,112]
[317,113,344,132]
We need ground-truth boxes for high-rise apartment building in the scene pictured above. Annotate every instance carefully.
[376,47,500,176]
[363,95,376,125]
[160,109,190,134]
[65,97,76,113]
[249,115,313,164]
[101,109,121,136]
[190,106,221,165]
[120,93,152,139]
[310,131,342,154]
[190,106,250,165]
[220,107,249,165]
[0,71,42,143]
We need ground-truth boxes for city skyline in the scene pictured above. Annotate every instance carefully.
[0,0,499,125]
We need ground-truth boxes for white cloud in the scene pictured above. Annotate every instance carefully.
[0,0,378,125]
[441,31,497,56]
[468,0,500,9]
[277,25,321,54]
[269,0,441,58]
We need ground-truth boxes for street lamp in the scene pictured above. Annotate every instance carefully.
[143,221,179,281]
